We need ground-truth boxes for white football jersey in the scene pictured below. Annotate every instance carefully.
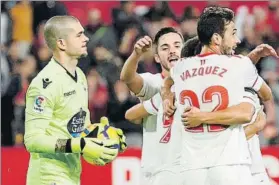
[136,73,164,101]
[137,73,164,175]
[170,54,263,170]
[243,90,267,174]
[142,91,182,174]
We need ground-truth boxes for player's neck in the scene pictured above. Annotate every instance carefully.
[200,45,222,55]
[162,69,169,79]
[53,52,78,76]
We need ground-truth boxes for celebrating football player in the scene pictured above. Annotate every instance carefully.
[162,6,275,185]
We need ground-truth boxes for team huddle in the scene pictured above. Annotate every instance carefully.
[122,6,278,185]
[23,5,278,185]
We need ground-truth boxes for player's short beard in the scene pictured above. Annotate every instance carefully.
[161,60,170,71]
[221,45,233,55]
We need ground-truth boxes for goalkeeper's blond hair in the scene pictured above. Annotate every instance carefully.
[44,16,79,50]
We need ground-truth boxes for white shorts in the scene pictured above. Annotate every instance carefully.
[252,172,271,185]
[143,171,180,185]
[180,164,254,185]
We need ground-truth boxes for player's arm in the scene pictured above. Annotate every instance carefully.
[182,101,255,128]
[182,88,257,127]
[161,76,176,116]
[242,56,272,102]
[247,44,278,64]
[125,103,150,124]
[244,110,266,140]
[125,94,160,123]
[257,80,273,102]
[120,36,157,100]
[24,85,118,165]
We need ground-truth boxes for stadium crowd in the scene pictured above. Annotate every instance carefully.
[1,0,279,147]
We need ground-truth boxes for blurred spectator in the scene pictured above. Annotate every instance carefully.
[1,2,13,48]
[85,8,118,56]
[234,6,253,41]
[179,6,199,41]
[32,1,67,35]
[107,80,141,134]
[93,46,122,86]
[144,1,176,21]
[33,21,47,49]
[13,55,37,145]
[112,1,143,42]
[7,41,21,74]
[260,56,279,145]
[118,24,141,60]
[1,52,22,145]
[268,0,279,35]
[10,0,33,60]
[87,68,109,123]
[15,55,37,107]
[35,46,52,70]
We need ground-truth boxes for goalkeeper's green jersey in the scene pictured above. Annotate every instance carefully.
[24,58,91,185]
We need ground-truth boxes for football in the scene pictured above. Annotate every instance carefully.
[81,117,120,165]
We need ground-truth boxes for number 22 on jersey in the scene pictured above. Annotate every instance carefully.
[180,85,229,133]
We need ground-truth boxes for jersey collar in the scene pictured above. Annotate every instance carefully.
[197,52,217,57]
[52,58,78,83]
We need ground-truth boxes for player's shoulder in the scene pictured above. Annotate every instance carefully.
[225,54,251,62]
[28,62,60,95]
[140,72,163,81]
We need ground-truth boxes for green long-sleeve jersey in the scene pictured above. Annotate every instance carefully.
[24,58,91,185]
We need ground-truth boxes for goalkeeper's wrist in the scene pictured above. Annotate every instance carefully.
[65,138,86,153]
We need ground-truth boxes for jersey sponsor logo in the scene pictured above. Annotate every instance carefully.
[67,108,86,137]
[33,96,46,113]
[42,78,52,89]
[64,90,76,97]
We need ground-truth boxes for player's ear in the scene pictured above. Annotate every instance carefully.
[211,33,222,46]
[57,38,66,51]
[154,54,160,64]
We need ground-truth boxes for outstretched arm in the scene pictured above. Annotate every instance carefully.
[247,44,278,64]
[120,36,153,97]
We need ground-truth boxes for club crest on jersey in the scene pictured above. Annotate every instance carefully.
[33,96,46,113]
[67,108,86,137]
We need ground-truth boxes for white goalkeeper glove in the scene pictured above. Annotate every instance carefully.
[67,137,118,165]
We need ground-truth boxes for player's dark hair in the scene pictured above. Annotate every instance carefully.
[197,6,234,45]
[154,27,184,52]
[181,36,202,58]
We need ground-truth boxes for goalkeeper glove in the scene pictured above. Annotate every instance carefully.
[116,128,127,152]
[66,137,118,165]
[100,117,127,152]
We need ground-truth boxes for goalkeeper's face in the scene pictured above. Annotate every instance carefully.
[63,21,89,59]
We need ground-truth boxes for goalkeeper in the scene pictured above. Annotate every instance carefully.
[24,16,126,185]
